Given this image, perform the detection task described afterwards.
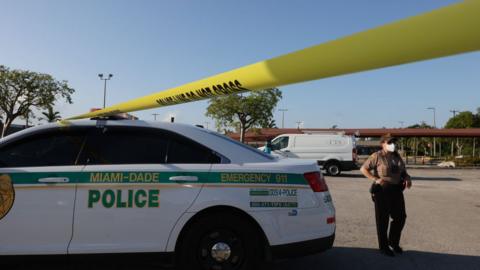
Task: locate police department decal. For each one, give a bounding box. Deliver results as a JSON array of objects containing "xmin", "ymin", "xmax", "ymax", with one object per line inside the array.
[
  {"xmin": 249, "ymin": 188, "xmax": 298, "ymax": 208},
  {"xmin": 0, "ymin": 174, "xmax": 15, "ymax": 221}
]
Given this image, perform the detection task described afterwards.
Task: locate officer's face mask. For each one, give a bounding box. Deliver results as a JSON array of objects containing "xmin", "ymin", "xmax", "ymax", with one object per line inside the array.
[{"xmin": 386, "ymin": 142, "xmax": 396, "ymax": 152}]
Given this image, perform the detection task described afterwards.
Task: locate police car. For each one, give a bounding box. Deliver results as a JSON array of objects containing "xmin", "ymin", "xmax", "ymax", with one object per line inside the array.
[{"xmin": 0, "ymin": 120, "xmax": 335, "ymax": 269}]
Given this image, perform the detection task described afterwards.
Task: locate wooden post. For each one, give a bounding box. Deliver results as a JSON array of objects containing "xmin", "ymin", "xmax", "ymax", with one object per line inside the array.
[
  {"xmin": 451, "ymin": 139, "xmax": 454, "ymax": 157},
  {"xmin": 439, "ymin": 139, "xmax": 442, "ymax": 159},
  {"xmin": 405, "ymin": 138, "xmax": 408, "ymax": 165},
  {"xmin": 473, "ymin": 137, "xmax": 476, "ymax": 157},
  {"xmin": 414, "ymin": 137, "xmax": 417, "ymax": 164}
]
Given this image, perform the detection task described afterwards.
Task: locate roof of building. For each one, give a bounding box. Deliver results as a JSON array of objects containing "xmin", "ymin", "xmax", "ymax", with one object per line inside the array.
[{"xmin": 228, "ymin": 128, "xmax": 480, "ymax": 142}]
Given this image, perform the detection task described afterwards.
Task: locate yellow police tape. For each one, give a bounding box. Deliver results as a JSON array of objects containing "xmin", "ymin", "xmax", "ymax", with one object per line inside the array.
[{"xmin": 68, "ymin": 0, "xmax": 480, "ymax": 120}]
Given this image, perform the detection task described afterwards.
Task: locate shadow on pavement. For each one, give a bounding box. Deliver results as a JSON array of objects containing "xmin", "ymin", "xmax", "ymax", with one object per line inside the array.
[
  {"xmin": 330, "ymin": 173, "xmax": 462, "ymax": 181},
  {"xmin": 330, "ymin": 173, "xmax": 365, "ymax": 178},
  {"xmin": 411, "ymin": 176, "xmax": 461, "ymax": 181},
  {"xmin": 0, "ymin": 256, "xmax": 173, "ymax": 270},
  {"xmin": 269, "ymin": 247, "xmax": 480, "ymax": 270},
  {"xmin": 2, "ymin": 247, "xmax": 479, "ymax": 270}
]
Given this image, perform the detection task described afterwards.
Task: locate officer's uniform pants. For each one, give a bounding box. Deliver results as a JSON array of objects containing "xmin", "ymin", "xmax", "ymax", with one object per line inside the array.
[{"xmin": 373, "ymin": 183, "xmax": 406, "ymax": 249}]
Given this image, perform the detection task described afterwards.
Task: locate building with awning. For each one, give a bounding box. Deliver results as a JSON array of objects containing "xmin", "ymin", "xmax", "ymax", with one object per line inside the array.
[
  {"xmin": 228, "ymin": 128, "xmax": 480, "ymax": 162},
  {"xmin": 228, "ymin": 128, "xmax": 480, "ymax": 142}
]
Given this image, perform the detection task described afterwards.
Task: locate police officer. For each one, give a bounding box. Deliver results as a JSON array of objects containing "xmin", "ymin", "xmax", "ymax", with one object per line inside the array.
[
  {"xmin": 360, "ymin": 134, "xmax": 412, "ymax": 257},
  {"xmin": 263, "ymin": 140, "xmax": 272, "ymax": 154}
]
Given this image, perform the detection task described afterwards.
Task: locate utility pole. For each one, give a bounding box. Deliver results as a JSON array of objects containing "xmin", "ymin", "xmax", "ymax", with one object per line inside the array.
[
  {"xmin": 296, "ymin": 121, "xmax": 303, "ymax": 129},
  {"xmin": 427, "ymin": 107, "xmax": 436, "ymax": 157},
  {"xmin": 450, "ymin": 109, "xmax": 459, "ymax": 117},
  {"xmin": 152, "ymin": 113, "xmax": 160, "ymax": 121},
  {"xmin": 279, "ymin": 109, "xmax": 288, "ymax": 128},
  {"xmin": 98, "ymin": 73, "xmax": 113, "ymax": 108}
]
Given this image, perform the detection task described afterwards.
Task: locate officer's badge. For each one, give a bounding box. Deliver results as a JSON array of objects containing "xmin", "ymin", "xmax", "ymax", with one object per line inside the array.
[{"xmin": 0, "ymin": 174, "xmax": 15, "ymax": 221}]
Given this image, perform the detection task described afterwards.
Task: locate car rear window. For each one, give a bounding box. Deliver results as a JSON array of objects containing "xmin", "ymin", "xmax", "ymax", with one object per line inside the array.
[{"xmin": 0, "ymin": 129, "xmax": 86, "ymax": 167}]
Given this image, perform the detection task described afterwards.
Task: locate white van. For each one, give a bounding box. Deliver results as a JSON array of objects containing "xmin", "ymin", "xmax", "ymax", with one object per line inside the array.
[{"xmin": 267, "ymin": 133, "xmax": 358, "ymax": 176}]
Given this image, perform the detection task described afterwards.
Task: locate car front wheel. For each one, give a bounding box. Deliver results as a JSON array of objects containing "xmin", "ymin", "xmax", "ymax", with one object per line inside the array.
[{"xmin": 176, "ymin": 212, "xmax": 261, "ymax": 270}]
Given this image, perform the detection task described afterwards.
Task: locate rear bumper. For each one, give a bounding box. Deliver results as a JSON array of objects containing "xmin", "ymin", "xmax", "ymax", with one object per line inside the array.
[{"xmin": 270, "ymin": 233, "xmax": 335, "ymax": 259}]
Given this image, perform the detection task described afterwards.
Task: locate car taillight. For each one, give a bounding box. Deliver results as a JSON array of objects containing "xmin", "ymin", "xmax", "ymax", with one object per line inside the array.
[
  {"xmin": 304, "ymin": 171, "xmax": 328, "ymax": 192},
  {"xmin": 327, "ymin": 216, "xmax": 336, "ymax": 224}
]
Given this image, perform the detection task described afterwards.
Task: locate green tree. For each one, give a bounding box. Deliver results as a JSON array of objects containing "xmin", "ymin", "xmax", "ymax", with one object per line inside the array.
[
  {"xmin": 206, "ymin": 88, "xmax": 282, "ymax": 142},
  {"xmin": 444, "ymin": 110, "xmax": 480, "ymax": 156},
  {"xmin": 266, "ymin": 119, "xmax": 277, "ymax": 128},
  {"xmin": 408, "ymin": 121, "xmax": 433, "ymax": 129},
  {"xmin": 41, "ymin": 106, "xmax": 62, "ymax": 123},
  {"xmin": 0, "ymin": 65, "xmax": 74, "ymax": 137},
  {"xmin": 445, "ymin": 111, "xmax": 478, "ymax": 128}
]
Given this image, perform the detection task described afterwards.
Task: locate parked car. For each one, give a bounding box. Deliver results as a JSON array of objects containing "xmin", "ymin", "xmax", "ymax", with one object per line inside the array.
[
  {"xmin": 0, "ymin": 120, "xmax": 335, "ymax": 270},
  {"xmin": 262, "ymin": 133, "xmax": 358, "ymax": 176}
]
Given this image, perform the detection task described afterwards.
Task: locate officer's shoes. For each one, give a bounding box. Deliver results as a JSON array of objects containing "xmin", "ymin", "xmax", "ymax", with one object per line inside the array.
[
  {"xmin": 379, "ymin": 248, "xmax": 395, "ymax": 257},
  {"xmin": 390, "ymin": 245, "xmax": 404, "ymax": 254}
]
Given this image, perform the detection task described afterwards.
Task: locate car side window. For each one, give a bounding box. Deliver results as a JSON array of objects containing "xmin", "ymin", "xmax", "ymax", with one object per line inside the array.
[
  {"xmin": 0, "ymin": 129, "xmax": 86, "ymax": 168},
  {"xmin": 80, "ymin": 127, "xmax": 169, "ymax": 165},
  {"xmin": 166, "ymin": 134, "xmax": 221, "ymax": 164}
]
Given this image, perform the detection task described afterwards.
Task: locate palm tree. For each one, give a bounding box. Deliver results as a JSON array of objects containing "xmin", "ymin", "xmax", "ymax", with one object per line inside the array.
[{"xmin": 41, "ymin": 107, "xmax": 61, "ymax": 123}]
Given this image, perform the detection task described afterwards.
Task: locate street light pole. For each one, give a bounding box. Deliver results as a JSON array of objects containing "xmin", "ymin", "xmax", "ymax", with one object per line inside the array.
[
  {"xmin": 98, "ymin": 73, "xmax": 113, "ymax": 108},
  {"xmin": 279, "ymin": 109, "xmax": 288, "ymax": 128},
  {"xmin": 427, "ymin": 107, "xmax": 436, "ymax": 157}
]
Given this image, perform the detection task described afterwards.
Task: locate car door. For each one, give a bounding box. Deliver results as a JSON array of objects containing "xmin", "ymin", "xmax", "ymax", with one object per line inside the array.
[
  {"xmin": 0, "ymin": 127, "xmax": 87, "ymax": 255},
  {"xmin": 69, "ymin": 125, "xmax": 219, "ymax": 254}
]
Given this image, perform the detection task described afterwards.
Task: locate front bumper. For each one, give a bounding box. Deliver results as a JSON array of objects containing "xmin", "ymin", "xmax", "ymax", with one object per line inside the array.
[{"xmin": 270, "ymin": 233, "xmax": 335, "ymax": 259}]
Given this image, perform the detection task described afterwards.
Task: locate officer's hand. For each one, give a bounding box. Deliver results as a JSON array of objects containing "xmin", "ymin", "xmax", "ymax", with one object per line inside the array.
[
  {"xmin": 405, "ymin": 179, "xmax": 412, "ymax": 189},
  {"xmin": 375, "ymin": 179, "xmax": 385, "ymax": 186}
]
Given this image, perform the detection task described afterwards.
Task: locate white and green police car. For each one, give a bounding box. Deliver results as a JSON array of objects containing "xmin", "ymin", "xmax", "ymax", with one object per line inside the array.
[{"xmin": 0, "ymin": 120, "xmax": 335, "ymax": 269}]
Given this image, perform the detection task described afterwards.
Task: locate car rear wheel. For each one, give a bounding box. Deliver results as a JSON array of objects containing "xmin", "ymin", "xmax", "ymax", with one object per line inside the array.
[
  {"xmin": 176, "ymin": 213, "xmax": 261, "ymax": 270},
  {"xmin": 325, "ymin": 162, "xmax": 341, "ymax": 176}
]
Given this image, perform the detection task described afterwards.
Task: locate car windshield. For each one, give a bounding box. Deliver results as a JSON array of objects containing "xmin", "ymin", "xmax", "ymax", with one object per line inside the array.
[{"xmin": 271, "ymin": 136, "xmax": 289, "ymax": 150}]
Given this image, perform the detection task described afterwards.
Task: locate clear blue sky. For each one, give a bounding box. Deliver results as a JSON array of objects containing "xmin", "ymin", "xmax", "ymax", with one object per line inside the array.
[{"xmin": 1, "ymin": 0, "xmax": 478, "ymax": 129}]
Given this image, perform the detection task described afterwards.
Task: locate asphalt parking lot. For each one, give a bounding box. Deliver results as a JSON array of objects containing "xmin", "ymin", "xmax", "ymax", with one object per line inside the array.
[
  {"xmin": 271, "ymin": 168, "xmax": 480, "ymax": 270},
  {"xmin": 4, "ymin": 169, "xmax": 480, "ymax": 270}
]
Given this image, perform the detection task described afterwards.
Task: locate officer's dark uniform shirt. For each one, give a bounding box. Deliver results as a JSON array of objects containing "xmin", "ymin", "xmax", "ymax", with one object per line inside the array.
[{"xmin": 362, "ymin": 151, "xmax": 408, "ymax": 185}]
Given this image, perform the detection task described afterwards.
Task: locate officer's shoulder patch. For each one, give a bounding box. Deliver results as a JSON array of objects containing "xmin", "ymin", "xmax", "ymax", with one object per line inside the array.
[{"xmin": 0, "ymin": 174, "xmax": 15, "ymax": 221}]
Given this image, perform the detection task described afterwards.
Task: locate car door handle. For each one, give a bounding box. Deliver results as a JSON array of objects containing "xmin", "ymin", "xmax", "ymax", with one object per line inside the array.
[
  {"xmin": 169, "ymin": 176, "xmax": 198, "ymax": 181},
  {"xmin": 38, "ymin": 177, "xmax": 70, "ymax": 183}
]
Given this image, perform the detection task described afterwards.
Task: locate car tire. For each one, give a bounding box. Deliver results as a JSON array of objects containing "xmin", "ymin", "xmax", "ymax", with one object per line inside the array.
[
  {"xmin": 325, "ymin": 162, "xmax": 341, "ymax": 176},
  {"xmin": 176, "ymin": 212, "xmax": 261, "ymax": 270}
]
